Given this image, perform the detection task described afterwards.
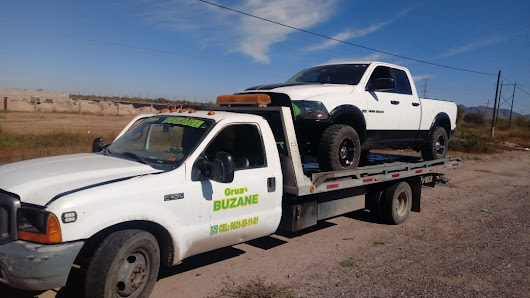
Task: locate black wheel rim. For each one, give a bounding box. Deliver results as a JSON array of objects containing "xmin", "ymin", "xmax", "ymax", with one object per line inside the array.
[
  {"xmin": 435, "ymin": 135, "xmax": 446, "ymax": 157},
  {"xmin": 338, "ymin": 138, "xmax": 356, "ymax": 168},
  {"xmin": 116, "ymin": 249, "xmax": 150, "ymax": 297}
]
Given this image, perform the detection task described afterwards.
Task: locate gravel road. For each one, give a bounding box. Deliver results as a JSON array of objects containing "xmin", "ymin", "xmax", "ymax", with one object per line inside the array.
[{"xmin": 2, "ymin": 150, "xmax": 529, "ymax": 297}]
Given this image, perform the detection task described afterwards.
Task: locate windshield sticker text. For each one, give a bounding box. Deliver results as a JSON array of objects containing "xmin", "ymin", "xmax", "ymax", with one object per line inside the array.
[
  {"xmin": 145, "ymin": 117, "xmax": 160, "ymax": 123},
  {"xmin": 162, "ymin": 117, "xmax": 204, "ymax": 128},
  {"xmin": 210, "ymin": 216, "xmax": 259, "ymax": 235}
]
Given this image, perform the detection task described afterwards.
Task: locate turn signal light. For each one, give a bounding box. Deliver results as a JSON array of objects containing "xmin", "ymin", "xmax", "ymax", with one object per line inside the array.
[
  {"xmin": 217, "ymin": 94, "xmax": 271, "ymax": 105},
  {"xmin": 18, "ymin": 213, "xmax": 62, "ymax": 244}
]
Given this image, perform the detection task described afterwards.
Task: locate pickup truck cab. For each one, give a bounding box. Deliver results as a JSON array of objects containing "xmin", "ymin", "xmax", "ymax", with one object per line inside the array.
[
  {"xmin": 0, "ymin": 102, "xmax": 462, "ymax": 297},
  {"xmin": 238, "ymin": 62, "xmax": 457, "ymax": 171}
]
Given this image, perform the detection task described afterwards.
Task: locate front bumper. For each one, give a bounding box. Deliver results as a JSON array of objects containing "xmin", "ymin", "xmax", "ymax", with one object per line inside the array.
[{"xmin": 0, "ymin": 240, "xmax": 84, "ymax": 291}]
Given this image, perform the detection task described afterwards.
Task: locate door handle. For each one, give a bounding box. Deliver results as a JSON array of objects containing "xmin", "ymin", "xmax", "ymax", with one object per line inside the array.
[
  {"xmin": 412, "ymin": 102, "xmax": 420, "ymax": 107},
  {"xmin": 391, "ymin": 100, "xmax": 400, "ymax": 105},
  {"xmin": 267, "ymin": 177, "xmax": 276, "ymax": 192}
]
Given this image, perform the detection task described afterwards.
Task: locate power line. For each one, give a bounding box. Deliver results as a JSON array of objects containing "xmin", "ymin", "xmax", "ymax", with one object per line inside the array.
[
  {"xmin": 197, "ymin": 0, "xmax": 496, "ymax": 76},
  {"xmin": 502, "ymin": 75, "xmax": 530, "ymax": 96}
]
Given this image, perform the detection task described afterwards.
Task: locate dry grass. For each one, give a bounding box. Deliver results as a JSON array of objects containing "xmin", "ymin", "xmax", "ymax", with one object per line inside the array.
[
  {"xmin": 0, "ymin": 127, "xmax": 118, "ymax": 165},
  {"xmin": 0, "ymin": 112, "xmax": 132, "ymax": 165},
  {"xmin": 450, "ymin": 118, "xmax": 530, "ymax": 153}
]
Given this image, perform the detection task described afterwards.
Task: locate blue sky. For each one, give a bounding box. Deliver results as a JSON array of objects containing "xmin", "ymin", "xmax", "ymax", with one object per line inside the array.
[{"xmin": 1, "ymin": 0, "xmax": 529, "ymax": 113}]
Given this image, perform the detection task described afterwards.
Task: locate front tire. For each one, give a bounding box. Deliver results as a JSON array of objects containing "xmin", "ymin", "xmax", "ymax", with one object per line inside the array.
[
  {"xmin": 85, "ymin": 229, "xmax": 160, "ymax": 298},
  {"xmin": 318, "ymin": 124, "xmax": 361, "ymax": 171},
  {"xmin": 421, "ymin": 126, "xmax": 448, "ymax": 160}
]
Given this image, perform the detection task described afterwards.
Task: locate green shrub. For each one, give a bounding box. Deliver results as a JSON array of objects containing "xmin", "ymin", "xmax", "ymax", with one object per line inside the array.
[
  {"xmin": 463, "ymin": 112, "xmax": 485, "ymax": 125},
  {"xmin": 450, "ymin": 131, "xmax": 496, "ymax": 153}
]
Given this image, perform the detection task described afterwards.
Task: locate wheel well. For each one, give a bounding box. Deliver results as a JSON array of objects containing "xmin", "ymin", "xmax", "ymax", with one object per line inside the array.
[
  {"xmin": 331, "ymin": 108, "xmax": 367, "ymax": 143},
  {"xmin": 76, "ymin": 221, "xmax": 175, "ymax": 268},
  {"xmin": 433, "ymin": 114, "xmax": 451, "ymax": 137}
]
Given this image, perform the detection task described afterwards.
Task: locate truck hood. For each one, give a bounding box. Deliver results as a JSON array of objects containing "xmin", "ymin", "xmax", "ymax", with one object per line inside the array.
[
  {"xmin": 242, "ymin": 83, "xmax": 354, "ymax": 100},
  {"xmin": 0, "ymin": 153, "xmax": 161, "ymax": 206}
]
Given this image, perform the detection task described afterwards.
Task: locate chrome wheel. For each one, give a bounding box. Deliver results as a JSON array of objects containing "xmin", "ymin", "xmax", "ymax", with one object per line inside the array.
[
  {"xmin": 435, "ymin": 135, "xmax": 446, "ymax": 157},
  {"xmin": 338, "ymin": 138, "xmax": 355, "ymax": 168}
]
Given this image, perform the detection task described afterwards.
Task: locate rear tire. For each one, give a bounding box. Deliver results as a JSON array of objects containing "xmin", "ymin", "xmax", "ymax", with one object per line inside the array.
[
  {"xmin": 382, "ymin": 182, "xmax": 412, "ymax": 225},
  {"xmin": 318, "ymin": 124, "xmax": 361, "ymax": 171},
  {"xmin": 85, "ymin": 229, "xmax": 160, "ymax": 298},
  {"xmin": 421, "ymin": 126, "xmax": 448, "ymax": 160}
]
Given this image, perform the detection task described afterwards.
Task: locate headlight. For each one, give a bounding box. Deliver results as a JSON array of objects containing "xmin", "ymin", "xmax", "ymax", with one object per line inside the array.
[
  {"xmin": 17, "ymin": 207, "xmax": 62, "ymax": 244},
  {"xmin": 292, "ymin": 101, "xmax": 329, "ymax": 120}
]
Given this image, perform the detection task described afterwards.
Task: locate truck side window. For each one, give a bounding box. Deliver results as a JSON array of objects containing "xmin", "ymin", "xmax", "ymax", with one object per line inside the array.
[
  {"xmin": 391, "ymin": 68, "xmax": 413, "ymax": 95},
  {"xmin": 368, "ymin": 66, "xmax": 395, "ymax": 92},
  {"xmin": 204, "ymin": 124, "xmax": 266, "ymax": 170}
]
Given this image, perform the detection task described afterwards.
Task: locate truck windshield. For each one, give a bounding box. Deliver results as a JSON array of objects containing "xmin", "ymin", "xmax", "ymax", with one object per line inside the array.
[
  {"xmin": 286, "ymin": 64, "xmax": 369, "ymax": 85},
  {"xmin": 106, "ymin": 115, "xmax": 214, "ymax": 171}
]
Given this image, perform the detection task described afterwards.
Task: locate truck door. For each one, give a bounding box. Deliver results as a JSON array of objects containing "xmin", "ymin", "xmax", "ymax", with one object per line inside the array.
[
  {"xmin": 364, "ymin": 66, "xmax": 401, "ymax": 142},
  {"xmin": 187, "ymin": 123, "xmax": 276, "ymax": 255},
  {"xmin": 390, "ymin": 68, "xmax": 421, "ymax": 135}
]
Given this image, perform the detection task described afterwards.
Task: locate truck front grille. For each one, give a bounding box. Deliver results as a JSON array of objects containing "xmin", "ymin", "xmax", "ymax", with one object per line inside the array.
[{"xmin": 0, "ymin": 191, "xmax": 20, "ymax": 245}]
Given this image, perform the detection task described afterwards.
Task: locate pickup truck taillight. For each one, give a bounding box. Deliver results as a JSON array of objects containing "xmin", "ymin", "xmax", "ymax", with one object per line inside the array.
[{"xmin": 17, "ymin": 208, "xmax": 62, "ymax": 244}]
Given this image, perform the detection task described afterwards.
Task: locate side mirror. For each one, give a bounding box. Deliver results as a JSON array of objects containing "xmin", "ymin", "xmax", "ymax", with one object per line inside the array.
[
  {"xmin": 209, "ymin": 152, "xmax": 235, "ymax": 183},
  {"xmin": 367, "ymin": 78, "xmax": 395, "ymax": 91},
  {"xmin": 92, "ymin": 137, "xmax": 104, "ymax": 153}
]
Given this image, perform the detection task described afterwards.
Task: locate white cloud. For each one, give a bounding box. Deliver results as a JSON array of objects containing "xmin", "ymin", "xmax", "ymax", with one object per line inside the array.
[
  {"xmin": 238, "ymin": 0, "xmax": 337, "ymax": 63},
  {"xmin": 142, "ymin": 0, "xmax": 338, "ymax": 63},
  {"xmin": 439, "ymin": 35, "xmax": 506, "ymax": 58},
  {"xmin": 306, "ymin": 8, "xmax": 412, "ymax": 51}
]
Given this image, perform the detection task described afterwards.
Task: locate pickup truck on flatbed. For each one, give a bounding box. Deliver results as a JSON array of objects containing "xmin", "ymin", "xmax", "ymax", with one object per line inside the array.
[
  {"xmin": 236, "ymin": 61, "xmax": 457, "ymax": 171},
  {"xmin": 0, "ymin": 95, "xmax": 462, "ymax": 297}
]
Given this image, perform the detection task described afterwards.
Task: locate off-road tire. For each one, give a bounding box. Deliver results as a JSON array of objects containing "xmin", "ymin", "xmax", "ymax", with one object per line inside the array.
[
  {"xmin": 85, "ymin": 229, "xmax": 160, "ymax": 298},
  {"xmin": 318, "ymin": 124, "xmax": 361, "ymax": 171},
  {"xmin": 382, "ymin": 181, "xmax": 412, "ymax": 225},
  {"xmin": 421, "ymin": 126, "xmax": 448, "ymax": 161}
]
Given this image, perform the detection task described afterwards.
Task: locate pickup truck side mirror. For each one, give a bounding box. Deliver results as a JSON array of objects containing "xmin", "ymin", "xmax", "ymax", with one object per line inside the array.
[
  {"xmin": 367, "ymin": 78, "xmax": 395, "ymax": 91},
  {"xmin": 92, "ymin": 137, "xmax": 104, "ymax": 153},
  {"xmin": 197, "ymin": 152, "xmax": 235, "ymax": 183}
]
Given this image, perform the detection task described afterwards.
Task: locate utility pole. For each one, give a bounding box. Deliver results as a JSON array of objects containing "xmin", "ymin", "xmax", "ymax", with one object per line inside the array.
[
  {"xmin": 508, "ymin": 82, "xmax": 516, "ymax": 128},
  {"xmin": 491, "ymin": 70, "xmax": 501, "ymax": 138},
  {"xmin": 495, "ymin": 81, "xmax": 503, "ymax": 126},
  {"xmin": 485, "ymin": 100, "xmax": 490, "ymax": 117},
  {"xmin": 422, "ymin": 78, "xmax": 430, "ymax": 98}
]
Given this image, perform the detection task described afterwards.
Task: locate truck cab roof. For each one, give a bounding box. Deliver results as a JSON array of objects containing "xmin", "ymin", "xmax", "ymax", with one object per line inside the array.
[{"xmin": 156, "ymin": 110, "xmax": 264, "ymax": 124}]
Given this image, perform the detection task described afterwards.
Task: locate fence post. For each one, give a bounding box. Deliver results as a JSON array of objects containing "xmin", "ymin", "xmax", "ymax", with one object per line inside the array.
[{"xmin": 3, "ymin": 97, "xmax": 6, "ymax": 110}]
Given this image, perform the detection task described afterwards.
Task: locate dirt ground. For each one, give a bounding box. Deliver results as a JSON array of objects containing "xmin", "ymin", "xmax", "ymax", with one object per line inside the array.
[
  {"xmin": 0, "ymin": 150, "xmax": 526, "ymax": 297},
  {"xmin": 0, "ymin": 112, "xmax": 528, "ymax": 297}
]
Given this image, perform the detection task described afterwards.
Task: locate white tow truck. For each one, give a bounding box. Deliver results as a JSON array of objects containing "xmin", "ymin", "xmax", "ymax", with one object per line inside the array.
[{"xmin": 0, "ymin": 94, "xmax": 462, "ymax": 297}]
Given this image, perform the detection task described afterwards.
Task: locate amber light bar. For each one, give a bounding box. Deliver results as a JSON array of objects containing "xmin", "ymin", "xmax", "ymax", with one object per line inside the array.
[{"xmin": 217, "ymin": 94, "xmax": 271, "ymax": 105}]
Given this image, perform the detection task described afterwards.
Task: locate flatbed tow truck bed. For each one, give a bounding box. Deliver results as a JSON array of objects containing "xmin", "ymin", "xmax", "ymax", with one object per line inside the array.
[{"xmin": 212, "ymin": 105, "xmax": 462, "ymax": 231}]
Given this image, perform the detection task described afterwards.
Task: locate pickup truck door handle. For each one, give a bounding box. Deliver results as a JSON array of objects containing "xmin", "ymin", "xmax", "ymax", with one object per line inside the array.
[
  {"xmin": 412, "ymin": 102, "xmax": 420, "ymax": 107},
  {"xmin": 391, "ymin": 100, "xmax": 400, "ymax": 105},
  {"xmin": 267, "ymin": 177, "xmax": 276, "ymax": 192}
]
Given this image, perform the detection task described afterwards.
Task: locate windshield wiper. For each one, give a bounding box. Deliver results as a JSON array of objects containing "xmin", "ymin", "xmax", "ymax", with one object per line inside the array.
[{"xmin": 121, "ymin": 152, "xmax": 149, "ymax": 165}]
